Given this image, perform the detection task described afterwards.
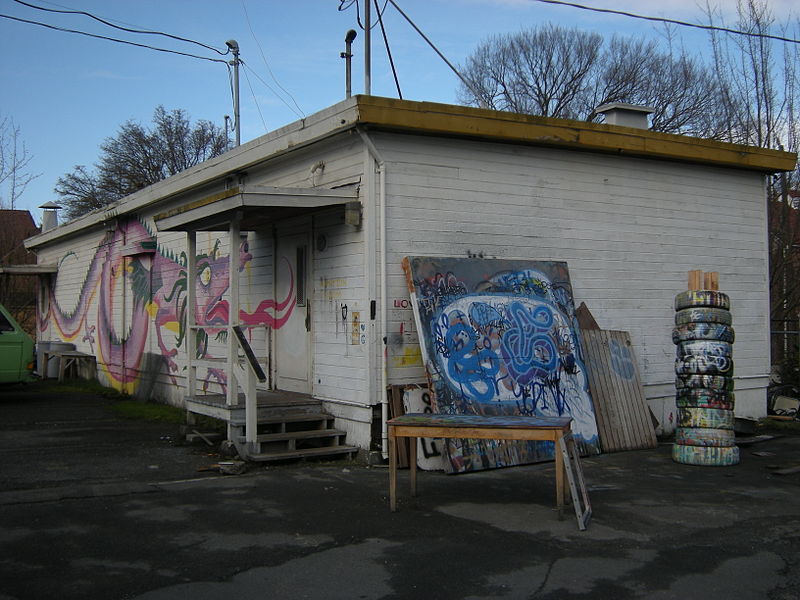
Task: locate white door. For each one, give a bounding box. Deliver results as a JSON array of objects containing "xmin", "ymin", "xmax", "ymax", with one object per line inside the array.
[{"xmin": 274, "ymin": 232, "xmax": 311, "ymax": 393}]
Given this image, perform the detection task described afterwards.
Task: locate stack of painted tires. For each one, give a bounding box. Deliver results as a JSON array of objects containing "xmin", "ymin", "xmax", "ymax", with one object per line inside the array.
[{"xmin": 672, "ymin": 290, "xmax": 740, "ymax": 466}]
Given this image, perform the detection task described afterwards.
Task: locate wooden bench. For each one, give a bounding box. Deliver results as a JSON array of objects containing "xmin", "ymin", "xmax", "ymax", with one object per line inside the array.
[
  {"xmin": 42, "ymin": 350, "xmax": 97, "ymax": 382},
  {"xmin": 388, "ymin": 413, "xmax": 591, "ymax": 530}
]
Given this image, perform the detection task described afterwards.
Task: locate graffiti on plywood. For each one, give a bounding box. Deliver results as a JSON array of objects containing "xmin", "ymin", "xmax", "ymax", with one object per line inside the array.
[
  {"xmin": 42, "ymin": 218, "xmax": 294, "ymax": 394},
  {"xmin": 402, "ymin": 256, "xmax": 600, "ymax": 473}
]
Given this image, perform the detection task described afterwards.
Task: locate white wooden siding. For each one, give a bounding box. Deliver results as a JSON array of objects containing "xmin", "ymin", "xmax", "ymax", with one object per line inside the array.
[{"xmin": 376, "ymin": 132, "xmax": 770, "ymax": 430}]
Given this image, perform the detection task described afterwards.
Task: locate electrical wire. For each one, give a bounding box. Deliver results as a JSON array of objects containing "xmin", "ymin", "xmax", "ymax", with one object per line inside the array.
[
  {"xmin": 12, "ymin": 0, "xmax": 230, "ymax": 55},
  {"xmin": 339, "ymin": 0, "xmax": 390, "ymax": 32},
  {"xmin": 240, "ymin": 0, "xmax": 305, "ymax": 117},
  {"xmin": 0, "ymin": 13, "xmax": 230, "ymax": 63},
  {"xmin": 241, "ymin": 64, "xmax": 269, "ymax": 134},
  {"xmin": 385, "ymin": 0, "xmax": 485, "ymax": 103},
  {"xmin": 240, "ymin": 61, "xmax": 306, "ymax": 120},
  {"xmin": 532, "ymin": 0, "xmax": 800, "ymax": 45},
  {"xmin": 375, "ymin": 0, "xmax": 402, "ymax": 99}
]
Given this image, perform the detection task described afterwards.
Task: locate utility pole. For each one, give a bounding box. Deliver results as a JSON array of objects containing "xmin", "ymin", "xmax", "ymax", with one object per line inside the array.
[
  {"xmin": 364, "ymin": 0, "xmax": 371, "ymax": 95},
  {"xmin": 226, "ymin": 39, "xmax": 241, "ymax": 146}
]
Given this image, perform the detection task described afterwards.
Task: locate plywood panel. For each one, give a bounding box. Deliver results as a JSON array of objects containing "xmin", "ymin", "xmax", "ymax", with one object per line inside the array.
[
  {"xmin": 580, "ymin": 329, "xmax": 657, "ymax": 452},
  {"xmin": 402, "ymin": 255, "xmax": 601, "ymax": 473}
]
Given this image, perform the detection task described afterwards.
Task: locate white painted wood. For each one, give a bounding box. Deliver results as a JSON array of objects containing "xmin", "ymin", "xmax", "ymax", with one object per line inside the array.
[{"xmin": 375, "ymin": 133, "xmax": 771, "ymax": 427}]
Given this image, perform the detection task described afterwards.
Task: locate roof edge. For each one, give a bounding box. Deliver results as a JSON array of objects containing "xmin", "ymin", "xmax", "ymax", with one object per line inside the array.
[{"xmin": 352, "ymin": 96, "xmax": 797, "ymax": 174}]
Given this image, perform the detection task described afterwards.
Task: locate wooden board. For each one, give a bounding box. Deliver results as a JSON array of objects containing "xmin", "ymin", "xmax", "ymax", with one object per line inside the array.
[
  {"xmin": 389, "ymin": 385, "xmax": 409, "ymax": 468},
  {"xmin": 401, "ymin": 256, "xmax": 601, "ymax": 473},
  {"xmin": 580, "ymin": 329, "xmax": 657, "ymax": 452}
]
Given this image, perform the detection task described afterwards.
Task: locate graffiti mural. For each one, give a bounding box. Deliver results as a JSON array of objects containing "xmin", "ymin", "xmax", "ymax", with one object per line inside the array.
[
  {"xmin": 42, "ymin": 218, "xmax": 294, "ymax": 394},
  {"xmin": 402, "ymin": 256, "xmax": 600, "ymax": 473}
]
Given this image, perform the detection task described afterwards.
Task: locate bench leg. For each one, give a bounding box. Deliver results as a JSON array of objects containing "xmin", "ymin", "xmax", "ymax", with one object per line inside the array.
[
  {"xmin": 409, "ymin": 436, "xmax": 417, "ymax": 497},
  {"xmin": 389, "ymin": 432, "xmax": 398, "ymax": 512},
  {"xmin": 555, "ymin": 433, "xmax": 566, "ymax": 519}
]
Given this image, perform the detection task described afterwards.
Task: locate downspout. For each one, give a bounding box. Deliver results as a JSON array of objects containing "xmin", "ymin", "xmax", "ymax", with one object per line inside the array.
[{"xmin": 357, "ymin": 127, "xmax": 389, "ymax": 458}]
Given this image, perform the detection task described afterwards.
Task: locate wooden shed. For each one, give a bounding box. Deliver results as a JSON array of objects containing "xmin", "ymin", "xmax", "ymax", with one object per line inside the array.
[{"xmin": 25, "ymin": 96, "xmax": 796, "ymax": 460}]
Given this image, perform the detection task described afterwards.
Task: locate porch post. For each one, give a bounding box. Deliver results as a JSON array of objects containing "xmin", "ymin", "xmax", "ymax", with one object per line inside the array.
[
  {"xmin": 226, "ymin": 216, "xmax": 241, "ymax": 407},
  {"xmin": 186, "ymin": 231, "xmax": 197, "ymax": 397}
]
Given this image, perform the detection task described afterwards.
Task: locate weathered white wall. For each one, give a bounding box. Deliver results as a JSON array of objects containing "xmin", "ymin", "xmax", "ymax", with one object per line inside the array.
[
  {"xmin": 376, "ymin": 132, "xmax": 770, "ymax": 433},
  {"xmin": 37, "ymin": 132, "xmax": 374, "ymax": 446}
]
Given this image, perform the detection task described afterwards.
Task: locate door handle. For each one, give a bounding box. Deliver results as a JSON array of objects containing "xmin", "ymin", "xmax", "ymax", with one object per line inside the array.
[{"xmin": 305, "ymin": 299, "xmax": 311, "ymax": 332}]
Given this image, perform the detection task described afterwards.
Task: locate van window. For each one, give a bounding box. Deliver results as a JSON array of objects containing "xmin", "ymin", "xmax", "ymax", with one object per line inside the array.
[{"xmin": 0, "ymin": 311, "xmax": 14, "ymax": 332}]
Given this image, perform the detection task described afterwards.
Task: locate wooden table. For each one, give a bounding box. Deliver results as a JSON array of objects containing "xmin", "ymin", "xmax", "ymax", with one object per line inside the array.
[
  {"xmin": 42, "ymin": 350, "xmax": 96, "ymax": 382},
  {"xmin": 388, "ymin": 413, "xmax": 574, "ymax": 517}
]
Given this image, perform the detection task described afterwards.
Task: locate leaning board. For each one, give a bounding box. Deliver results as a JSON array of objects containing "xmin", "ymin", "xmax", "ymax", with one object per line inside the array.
[
  {"xmin": 580, "ymin": 329, "xmax": 657, "ymax": 452},
  {"xmin": 402, "ymin": 256, "xmax": 601, "ymax": 473}
]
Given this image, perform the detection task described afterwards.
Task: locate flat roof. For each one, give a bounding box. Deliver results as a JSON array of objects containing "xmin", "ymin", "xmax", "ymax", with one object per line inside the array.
[
  {"xmin": 353, "ymin": 97, "xmax": 797, "ymax": 173},
  {"xmin": 26, "ymin": 96, "xmax": 796, "ymax": 249}
]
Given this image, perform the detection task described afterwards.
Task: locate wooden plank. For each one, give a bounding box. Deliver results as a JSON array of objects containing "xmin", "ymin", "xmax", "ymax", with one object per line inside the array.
[
  {"xmin": 613, "ymin": 331, "xmax": 655, "ymax": 448},
  {"xmin": 688, "ymin": 270, "xmax": 703, "ymax": 290},
  {"xmin": 389, "ymin": 385, "xmax": 409, "ymax": 468},
  {"xmin": 580, "ymin": 329, "xmax": 657, "ymax": 452},
  {"xmin": 581, "ymin": 329, "xmax": 618, "ymax": 452},
  {"xmin": 704, "ymin": 271, "xmax": 719, "ymax": 291},
  {"xmin": 576, "ymin": 302, "xmax": 601, "ymax": 331}
]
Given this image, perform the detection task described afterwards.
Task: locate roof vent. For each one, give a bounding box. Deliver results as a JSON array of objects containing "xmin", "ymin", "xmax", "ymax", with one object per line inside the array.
[
  {"xmin": 594, "ymin": 103, "xmax": 655, "ymax": 129},
  {"xmin": 39, "ymin": 201, "xmax": 62, "ymax": 232}
]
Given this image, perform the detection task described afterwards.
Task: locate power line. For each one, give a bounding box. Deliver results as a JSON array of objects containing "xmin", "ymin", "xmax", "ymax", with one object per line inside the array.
[
  {"xmin": 374, "ymin": 0, "xmax": 401, "ymax": 99},
  {"xmin": 241, "ymin": 64, "xmax": 269, "ymax": 134},
  {"xmin": 385, "ymin": 1, "xmax": 485, "ymax": 104},
  {"xmin": 240, "ymin": 61, "xmax": 305, "ymax": 120},
  {"xmin": 240, "ymin": 0, "xmax": 305, "ymax": 118},
  {"xmin": 532, "ymin": 0, "xmax": 800, "ymax": 45},
  {"xmin": 339, "ymin": 0, "xmax": 390, "ymax": 32},
  {"xmin": 12, "ymin": 0, "xmax": 230, "ymax": 55},
  {"xmin": 0, "ymin": 13, "xmax": 230, "ymax": 63}
]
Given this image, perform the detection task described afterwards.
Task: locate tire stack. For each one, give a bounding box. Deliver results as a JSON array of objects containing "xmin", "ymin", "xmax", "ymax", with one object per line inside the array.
[{"xmin": 672, "ymin": 290, "xmax": 740, "ymax": 466}]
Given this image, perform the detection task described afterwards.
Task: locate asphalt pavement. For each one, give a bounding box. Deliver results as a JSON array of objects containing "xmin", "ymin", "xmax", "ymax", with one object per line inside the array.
[{"xmin": 1, "ymin": 381, "xmax": 799, "ymax": 600}]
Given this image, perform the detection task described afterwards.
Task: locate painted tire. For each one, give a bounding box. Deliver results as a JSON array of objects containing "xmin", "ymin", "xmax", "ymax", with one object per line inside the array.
[
  {"xmin": 675, "ymin": 290, "xmax": 731, "ymax": 311},
  {"xmin": 672, "ymin": 323, "xmax": 735, "ymax": 344},
  {"xmin": 675, "ymin": 374, "xmax": 734, "ymax": 392},
  {"xmin": 677, "ymin": 407, "xmax": 735, "ymax": 430},
  {"xmin": 675, "ymin": 354, "xmax": 734, "ymax": 376},
  {"xmin": 672, "ymin": 443, "xmax": 740, "ymax": 466},
  {"xmin": 675, "ymin": 396, "xmax": 734, "ymax": 411},
  {"xmin": 675, "ymin": 427, "xmax": 736, "ymax": 447},
  {"xmin": 675, "ymin": 307, "xmax": 732, "ymax": 326},
  {"xmin": 676, "ymin": 340, "xmax": 732, "ymax": 359}
]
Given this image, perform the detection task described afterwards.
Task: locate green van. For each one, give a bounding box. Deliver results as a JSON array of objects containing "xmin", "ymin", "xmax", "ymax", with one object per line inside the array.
[{"xmin": 0, "ymin": 303, "xmax": 35, "ymax": 384}]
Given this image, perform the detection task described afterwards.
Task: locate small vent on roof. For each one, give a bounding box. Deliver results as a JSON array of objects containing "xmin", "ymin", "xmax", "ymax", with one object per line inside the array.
[
  {"xmin": 39, "ymin": 201, "xmax": 62, "ymax": 232},
  {"xmin": 594, "ymin": 103, "xmax": 655, "ymax": 129}
]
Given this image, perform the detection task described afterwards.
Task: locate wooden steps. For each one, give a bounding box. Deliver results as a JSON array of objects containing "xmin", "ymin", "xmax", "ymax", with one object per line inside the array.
[{"xmin": 187, "ymin": 392, "xmax": 358, "ymax": 463}]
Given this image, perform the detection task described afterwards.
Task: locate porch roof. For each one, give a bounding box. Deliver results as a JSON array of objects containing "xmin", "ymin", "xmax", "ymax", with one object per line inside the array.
[
  {"xmin": 153, "ymin": 185, "xmax": 358, "ymax": 232},
  {"xmin": 0, "ymin": 264, "xmax": 58, "ymax": 275}
]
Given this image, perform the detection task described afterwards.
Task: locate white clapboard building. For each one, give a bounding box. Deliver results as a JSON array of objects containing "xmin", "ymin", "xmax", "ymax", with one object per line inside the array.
[{"xmin": 25, "ymin": 97, "xmax": 795, "ymax": 460}]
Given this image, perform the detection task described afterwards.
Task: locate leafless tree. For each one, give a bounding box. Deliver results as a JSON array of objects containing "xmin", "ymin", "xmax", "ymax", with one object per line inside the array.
[
  {"xmin": 56, "ymin": 106, "xmax": 229, "ymax": 220},
  {"xmin": 704, "ymin": 0, "xmax": 800, "ymax": 381},
  {"xmin": 0, "ymin": 116, "xmax": 39, "ymax": 210},
  {"xmin": 457, "ymin": 25, "xmax": 725, "ymax": 137}
]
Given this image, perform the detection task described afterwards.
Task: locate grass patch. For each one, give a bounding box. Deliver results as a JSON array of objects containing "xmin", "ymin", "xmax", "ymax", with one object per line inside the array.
[{"xmin": 109, "ymin": 400, "xmax": 186, "ymax": 424}]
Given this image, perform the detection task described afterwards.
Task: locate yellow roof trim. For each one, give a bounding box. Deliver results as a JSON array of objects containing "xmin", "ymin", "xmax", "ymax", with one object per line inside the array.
[{"xmin": 353, "ymin": 96, "xmax": 796, "ymax": 173}]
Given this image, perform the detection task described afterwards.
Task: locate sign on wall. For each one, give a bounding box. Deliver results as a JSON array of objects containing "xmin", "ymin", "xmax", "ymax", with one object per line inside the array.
[{"xmin": 401, "ymin": 256, "xmax": 600, "ymax": 473}]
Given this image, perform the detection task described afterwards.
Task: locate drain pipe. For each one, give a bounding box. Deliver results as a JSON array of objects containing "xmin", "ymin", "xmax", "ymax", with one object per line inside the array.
[{"xmin": 358, "ymin": 128, "xmax": 389, "ymax": 458}]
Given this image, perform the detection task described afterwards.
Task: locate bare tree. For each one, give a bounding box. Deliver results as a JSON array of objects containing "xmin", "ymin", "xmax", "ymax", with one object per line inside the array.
[
  {"xmin": 56, "ymin": 106, "xmax": 229, "ymax": 220},
  {"xmin": 458, "ymin": 24, "xmax": 725, "ymax": 137},
  {"xmin": 704, "ymin": 0, "xmax": 800, "ymax": 382},
  {"xmin": 0, "ymin": 116, "xmax": 39, "ymax": 209}
]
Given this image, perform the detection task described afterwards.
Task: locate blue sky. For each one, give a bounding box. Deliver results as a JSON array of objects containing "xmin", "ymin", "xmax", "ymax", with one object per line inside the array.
[{"xmin": 1, "ymin": 0, "xmax": 796, "ymax": 220}]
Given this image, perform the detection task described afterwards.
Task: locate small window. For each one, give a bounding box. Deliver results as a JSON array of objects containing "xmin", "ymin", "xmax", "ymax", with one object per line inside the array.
[
  {"xmin": 0, "ymin": 311, "xmax": 13, "ymax": 333},
  {"xmin": 296, "ymin": 246, "xmax": 307, "ymax": 306}
]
